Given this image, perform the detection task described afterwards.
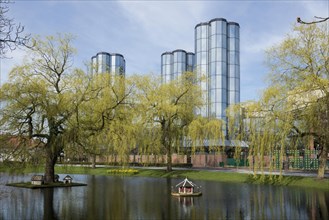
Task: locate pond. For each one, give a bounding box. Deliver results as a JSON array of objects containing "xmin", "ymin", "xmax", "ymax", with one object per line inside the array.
[{"xmin": 0, "ymin": 173, "xmax": 328, "ymax": 219}]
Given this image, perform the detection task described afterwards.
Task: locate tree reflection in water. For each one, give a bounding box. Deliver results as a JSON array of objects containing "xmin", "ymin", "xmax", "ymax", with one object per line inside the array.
[
  {"xmin": 43, "ymin": 188, "xmax": 58, "ymax": 220},
  {"xmin": 0, "ymin": 174, "xmax": 328, "ymax": 220}
]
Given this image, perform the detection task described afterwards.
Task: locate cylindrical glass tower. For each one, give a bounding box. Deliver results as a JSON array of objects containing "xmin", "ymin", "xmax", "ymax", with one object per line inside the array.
[
  {"xmin": 161, "ymin": 52, "xmax": 173, "ymax": 84},
  {"xmin": 161, "ymin": 50, "xmax": 194, "ymax": 84},
  {"xmin": 195, "ymin": 22, "xmax": 210, "ymax": 117},
  {"xmin": 227, "ymin": 22, "xmax": 240, "ymax": 106},
  {"xmin": 209, "ymin": 18, "xmax": 228, "ymax": 121},
  {"xmin": 186, "ymin": 52, "xmax": 195, "ymax": 72},
  {"xmin": 111, "ymin": 53, "xmax": 126, "ymax": 75},
  {"xmin": 91, "ymin": 55, "xmax": 98, "ymax": 75},
  {"xmin": 173, "ymin": 49, "xmax": 187, "ymax": 80},
  {"xmin": 91, "ymin": 52, "xmax": 125, "ymax": 76},
  {"xmin": 194, "ymin": 18, "xmax": 240, "ymax": 136}
]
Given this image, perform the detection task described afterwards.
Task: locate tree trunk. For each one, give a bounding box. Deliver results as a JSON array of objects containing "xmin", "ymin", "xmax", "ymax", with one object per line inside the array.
[
  {"xmin": 317, "ymin": 144, "xmax": 328, "ymax": 179},
  {"xmin": 44, "ymin": 135, "xmax": 62, "ymax": 183},
  {"xmin": 161, "ymin": 121, "xmax": 173, "ymax": 172},
  {"xmin": 166, "ymin": 148, "xmax": 172, "ymax": 172},
  {"xmin": 92, "ymin": 154, "xmax": 96, "ymax": 169},
  {"xmin": 44, "ymin": 149, "xmax": 57, "ymax": 183}
]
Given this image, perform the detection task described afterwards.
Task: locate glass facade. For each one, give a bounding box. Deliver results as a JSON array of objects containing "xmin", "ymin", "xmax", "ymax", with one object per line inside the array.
[
  {"xmin": 91, "ymin": 52, "xmax": 125, "ymax": 76},
  {"xmin": 161, "ymin": 52, "xmax": 172, "ymax": 84},
  {"xmin": 194, "ymin": 18, "xmax": 240, "ymax": 135},
  {"xmin": 227, "ymin": 22, "xmax": 240, "ymax": 106},
  {"xmin": 160, "ymin": 18, "xmax": 240, "ymax": 136},
  {"xmin": 195, "ymin": 22, "xmax": 209, "ymax": 117},
  {"xmin": 161, "ymin": 49, "xmax": 195, "ymax": 84}
]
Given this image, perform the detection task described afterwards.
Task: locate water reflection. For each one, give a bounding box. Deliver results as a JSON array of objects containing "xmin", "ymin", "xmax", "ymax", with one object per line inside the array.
[
  {"xmin": 43, "ymin": 188, "xmax": 58, "ymax": 220},
  {"xmin": 0, "ymin": 173, "xmax": 328, "ymax": 220}
]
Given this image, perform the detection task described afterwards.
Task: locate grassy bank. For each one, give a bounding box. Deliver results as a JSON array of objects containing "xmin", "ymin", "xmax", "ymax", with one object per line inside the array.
[
  {"xmin": 6, "ymin": 182, "xmax": 87, "ymax": 189},
  {"xmin": 1, "ymin": 164, "xmax": 328, "ymax": 191}
]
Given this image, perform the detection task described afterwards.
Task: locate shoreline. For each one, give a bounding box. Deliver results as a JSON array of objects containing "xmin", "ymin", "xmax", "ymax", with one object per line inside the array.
[{"xmin": 1, "ymin": 165, "xmax": 328, "ymax": 191}]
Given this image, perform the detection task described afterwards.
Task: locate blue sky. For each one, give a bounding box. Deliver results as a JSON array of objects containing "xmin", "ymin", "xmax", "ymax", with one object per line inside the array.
[{"xmin": 1, "ymin": 0, "xmax": 328, "ymax": 102}]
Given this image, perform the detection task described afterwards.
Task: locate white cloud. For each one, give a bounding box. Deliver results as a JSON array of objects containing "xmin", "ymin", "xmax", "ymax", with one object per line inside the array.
[
  {"xmin": 117, "ymin": 1, "xmax": 206, "ymax": 51},
  {"xmin": 2, "ymin": 0, "xmax": 327, "ymax": 101}
]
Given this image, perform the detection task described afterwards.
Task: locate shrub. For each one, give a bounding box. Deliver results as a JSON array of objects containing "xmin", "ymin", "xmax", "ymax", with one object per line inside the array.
[{"xmin": 107, "ymin": 169, "xmax": 139, "ymax": 175}]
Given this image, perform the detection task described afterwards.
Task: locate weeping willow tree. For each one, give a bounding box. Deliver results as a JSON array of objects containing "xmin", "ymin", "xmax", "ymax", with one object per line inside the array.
[
  {"xmin": 134, "ymin": 123, "xmax": 162, "ymax": 165},
  {"xmin": 135, "ymin": 72, "xmax": 202, "ymax": 171},
  {"xmin": 0, "ymin": 34, "xmax": 91, "ymax": 182},
  {"xmin": 265, "ymin": 23, "xmax": 328, "ymax": 179},
  {"xmin": 0, "ymin": 34, "xmax": 136, "ymax": 182},
  {"xmin": 188, "ymin": 117, "xmax": 225, "ymax": 154},
  {"xmin": 226, "ymin": 104, "xmax": 248, "ymax": 169},
  {"xmin": 234, "ymin": 23, "xmax": 328, "ymax": 179},
  {"xmin": 105, "ymin": 105, "xmax": 138, "ymax": 166},
  {"xmin": 236, "ymin": 91, "xmax": 296, "ymax": 178},
  {"xmin": 68, "ymin": 73, "xmax": 135, "ymax": 168}
]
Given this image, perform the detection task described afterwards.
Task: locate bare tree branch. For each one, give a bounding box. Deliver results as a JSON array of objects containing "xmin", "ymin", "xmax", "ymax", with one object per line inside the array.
[
  {"xmin": 297, "ymin": 16, "xmax": 329, "ymax": 24},
  {"xmin": 0, "ymin": 0, "xmax": 33, "ymax": 58}
]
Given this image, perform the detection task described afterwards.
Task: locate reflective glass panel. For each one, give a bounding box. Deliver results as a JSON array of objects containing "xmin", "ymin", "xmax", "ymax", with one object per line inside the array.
[
  {"xmin": 216, "ymin": 102, "xmax": 222, "ymax": 115},
  {"xmin": 210, "ymin": 49, "xmax": 216, "ymax": 62},
  {"xmin": 196, "ymin": 53, "xmax": 201, "ymax": 65},
  {"xmin": 235, "ymin": 92, "xmax": 240, "ymax": 102},
  {"xmin": 228, "ymin": 65, "xmax": 235, "ymax": 77},
  {"xmin": 216, "ymin": 75, "xmax": 222, "ymax": 88},
  {"xmin": 210, "ymin": 62, "xmax": 216, "ymax": 76},
  {"xmin": 216, "ymin": 35, "xmax": 227, "ymax": 48},
  {"xmin": 229, "ymin": 91, "xmax": 235, "ymax": 104},
  {"xmin": 201, "ymin": 52, "xmax": 207, "ymax": 65},
  {"xmin": 228, "ymin": 25, "xmax": 236, "ymax": 37},
  {"xmin": 217, "ymin": 21, "xmax": 227, "ymax": 35},
  {"xmin": 235, "ymin": 78, "xmax": 240, "ymax": 89},
  {"xmin": 229, "ymin": 38, "xmax": 236, "ymax": 51},
  {"xmin": 210, "ymin": 36, "xmax": 216, "ymax": 49},
  {"xmin": 196, "ymin": 27, "xmax": 201, "ymax": 39},
  {"xmin": 216, "ymin": 49, "xmax": 227, "ymax": 62},
  {"xmin": 229, "ymin": 77, "xmax": 236, "ymax": 90},
  {"xmin": 196, "ymin": 39, "xmax": 202, "ymax": 51},
  {"xmin": 201, "ymin": 25, "xmax": 208, "ymax": 38},
  {"xmin": 210, "ymin": 89, "xmax": 215, "ymax": 103},
  {"xmin": 210, "ymin": 75, "xmax": 216, "ymax": 88},
  {"xmin": 210, "ymin": 22, "xmax": 217, "ymax": 35},
  {"xmin": 201, "ymin": 39, "xmax": 208, "ymax": 51}
]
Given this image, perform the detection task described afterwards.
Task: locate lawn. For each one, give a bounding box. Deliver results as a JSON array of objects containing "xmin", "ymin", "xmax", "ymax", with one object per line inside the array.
[{"xmin": 1, "ymin": 164, "xmax": 328, "ymax": 191}]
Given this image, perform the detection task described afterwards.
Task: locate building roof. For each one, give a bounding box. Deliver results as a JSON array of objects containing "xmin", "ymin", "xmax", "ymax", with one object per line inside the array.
[
  {"xmin": 63, "ymin": 175, "xmax": 72, "ymax": 180},
  {"xmin": 195, "ymin": 18, "xmax": 239, "ymax": 29},
  {"xmin": 31, "ymin": 175, "xmax": 44, "ymax": 181},
  {"xmin": 195, "ymin": 22, "xmax": 210, "ymax": 29},
  {"xmin": 175, "ymin": 178, "xmax": 197, "ymax": 188},
  {"xmin": 209, "ymin": 18, "xmax": 227, "ymax": 23},
  {"xmin": 228, "ymin": 22, "xmax": 240, "ymax": 27},
  {"xmin": 161, "ymin": 51, "xmax": 173, "ymax": 56},
  {"xmin": 172, "ymin": 49, "xmax": 187, "ymax": 53},
  {"xmin": 187, "ymin": 139, "xmax": 248, "ymax": 148},
  {"xmin": 95, "ymin": 52, "xmax": 125, "ymax": 58}
]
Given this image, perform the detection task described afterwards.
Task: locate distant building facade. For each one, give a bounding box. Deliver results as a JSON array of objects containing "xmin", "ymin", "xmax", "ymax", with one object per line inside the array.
[
  {"xmin": 161, "ymin": 18, "xmax": 240, "ymax": 135},
  {"xmin": 161, "ymin": 49, "xmax": 195, "ymax": 84},
  {"xmin": 91, "ymin": 52, "xmax": 126, "ymax": 76},
  {"xmin": 195, "ymin": 18, "xmax": 240, "ymax": 121}
]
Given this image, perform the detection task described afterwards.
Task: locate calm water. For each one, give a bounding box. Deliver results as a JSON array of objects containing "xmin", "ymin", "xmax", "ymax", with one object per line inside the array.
[{"xmin": 0, "ymin": 173, "xmax": 328, "ymax": 220}]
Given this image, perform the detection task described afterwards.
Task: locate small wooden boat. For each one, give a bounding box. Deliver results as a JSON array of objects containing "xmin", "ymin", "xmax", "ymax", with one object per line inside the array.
[{"xmin": 171, "ymin": 177, "xmax": 202, "ymax": 197}]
